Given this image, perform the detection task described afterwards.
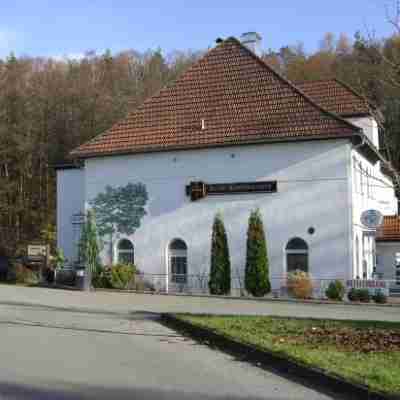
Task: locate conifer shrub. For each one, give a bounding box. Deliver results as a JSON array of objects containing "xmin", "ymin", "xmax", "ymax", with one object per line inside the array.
[
  {"xmin": 325, "ymin": 280, "xmax": 345, "ymax": 301},
  {"xmin": 244, "ymin": 209, "xmax": 271, "ymax": 297},
  {"xmin": 209, "ymin": 213, "xmax": 231, "ymax": 295}
]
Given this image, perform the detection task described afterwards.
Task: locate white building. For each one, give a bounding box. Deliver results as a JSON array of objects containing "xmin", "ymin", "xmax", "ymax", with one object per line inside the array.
[
  {"xmin": 376, "ymin": 216, "xmax": 400, "ymax": 294},
  {"xmin": 56, "ymin": 34, "xmax": 398, "ymax": 293}
]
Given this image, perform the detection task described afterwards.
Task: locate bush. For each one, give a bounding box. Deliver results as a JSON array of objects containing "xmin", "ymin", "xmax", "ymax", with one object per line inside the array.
[
  {"xmin": 110, "ymin": 264, "xmax": 136, "ymax": 289},
  {"xmin": 347, "ymin": 288, "xmax": 370, "ymax": 302},
  {"xmin": 94, "ymin": 264, "xmax": 136, "ymax": 289},
  {"xmin": 11, "ymin": 263, "xmax": 40, "ymax": 285},
  {"xmin": 372, "ymin": 290, "xmax": 387, "ymax": 304},
  {"xmin": 92, "ymin": 270, "xmax": 111, "ymax": 288},
  {"xmin": 325, "ymin": 280, "xmax": 345, "ymax": 301},
  {"xmin": 245, "ymin": 209, "xmax": 271, "ymax": 297},
  {"xmin": 358, "ymin": 289, "xmax": 371, "ymax": 303},
  {"xmin": 347, "ymin": 288, "xmax": 360, "ymax": 301},
  {"xmin": 287, "ymin": 270, "xmax": 314, "ymax": 299},
  {"xmin": 209, "ymin": 213, "xmax": 231, "ymax": 295}
]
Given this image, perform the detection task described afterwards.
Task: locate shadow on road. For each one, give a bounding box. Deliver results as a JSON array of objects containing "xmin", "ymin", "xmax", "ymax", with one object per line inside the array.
[
  {"xmin": 0, "ymin": 309, "xmax": 185, "ymax": 339},
  {"xmin": 0, "ymin": 381, "xmax": 288, "ymax": 400},
  {"xmin": 0, "ymin": 318, "xmax": 183, "ymax": 337}
]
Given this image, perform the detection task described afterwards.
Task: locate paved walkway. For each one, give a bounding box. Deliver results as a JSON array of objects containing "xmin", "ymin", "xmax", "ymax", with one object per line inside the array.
[
  {"xmin": 0, "ymin": 284, "xmax": 399, "ymax": 322},
  {"xmin": 0, "ymin": 302, "xmax": 339, "ymax": 399}
]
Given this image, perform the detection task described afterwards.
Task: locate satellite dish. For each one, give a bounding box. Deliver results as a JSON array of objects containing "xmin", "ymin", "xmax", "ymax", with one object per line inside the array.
[{"xmin": 360, "ymin": 209, "xmax": 384, "ymax": 229}]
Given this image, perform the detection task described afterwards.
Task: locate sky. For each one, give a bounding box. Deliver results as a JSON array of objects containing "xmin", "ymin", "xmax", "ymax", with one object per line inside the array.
[{"xmin": 0, "ymin": 0, "xmax": 396, "ymax": 59}]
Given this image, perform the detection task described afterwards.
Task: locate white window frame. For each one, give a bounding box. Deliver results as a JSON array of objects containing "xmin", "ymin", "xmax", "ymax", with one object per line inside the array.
[
  {"xmin": 117, "ymin": 239, "xmax": 134, "ymax": 265},
  {"xmin": 285, "ymin": 238, "xmax": 309, "ymax": 274},
  {"xmin": 168, "ymin": 239, "xmax": 188, "ymax": 284}
]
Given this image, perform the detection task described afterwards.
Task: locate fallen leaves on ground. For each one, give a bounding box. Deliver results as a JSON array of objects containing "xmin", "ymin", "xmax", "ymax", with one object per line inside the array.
[{"xmin": 277, "ymin": 327, "xmax": 400, "ymax": 353}]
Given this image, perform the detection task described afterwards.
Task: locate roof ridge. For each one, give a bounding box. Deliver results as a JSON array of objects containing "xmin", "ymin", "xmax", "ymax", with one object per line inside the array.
[
  {"xmin": 225, "ymin": 37, "xmax": 361, "ymax": 135},
  {"xmin": 71, "ymin": 36, "xmax": 363, "ymax": 159}
]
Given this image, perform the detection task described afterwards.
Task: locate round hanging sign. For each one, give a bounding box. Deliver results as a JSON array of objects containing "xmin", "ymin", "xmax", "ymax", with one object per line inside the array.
[{"xmin": 360, "ymin": 209, "xmax": 384, "ymax": 229}]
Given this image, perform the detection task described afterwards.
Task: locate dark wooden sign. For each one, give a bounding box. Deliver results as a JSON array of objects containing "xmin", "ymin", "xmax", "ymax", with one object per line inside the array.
[{"xmin": 186, "ymin": 181, "xmax": 277, "ymax": 201}]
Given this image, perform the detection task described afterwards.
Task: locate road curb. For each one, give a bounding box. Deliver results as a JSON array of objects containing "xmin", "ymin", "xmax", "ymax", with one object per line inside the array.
[
  {"xmin": 92, "ymin": 288, "xmax": 400, "ymax": 308},
  {"xmin": 161, "ymin": 313, "xmax": 399, "ymax": 400}
]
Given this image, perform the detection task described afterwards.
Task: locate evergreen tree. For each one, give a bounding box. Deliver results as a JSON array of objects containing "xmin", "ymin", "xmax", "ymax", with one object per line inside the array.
[
  {"xmin": 209, "ymin": 213, "xmax": 231, "ymax": 295},
  {"xmin": 245, "ymin": 209, "xmax": 270, "ymax": 297},
  {"xmin": 79, "ymin": 210, "xmax": 102, "ymax": 276}
]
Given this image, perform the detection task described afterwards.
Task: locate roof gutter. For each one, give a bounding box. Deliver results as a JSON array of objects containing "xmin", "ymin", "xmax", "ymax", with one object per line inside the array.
[
  {"xmin": 71, "ymin": 132, "xmax": 366, "ymax": 161},
  {"xmin": 52, "ymin": 160, "xmax": 84, "ymax": 171}
]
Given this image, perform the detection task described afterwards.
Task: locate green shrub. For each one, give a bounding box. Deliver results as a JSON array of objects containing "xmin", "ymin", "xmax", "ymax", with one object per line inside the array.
[
  {"xmin": 92, "ymin": 264, "xmax": 139, "ymax": 290},
  {"xmin": 245, "ymin": 209, "xmax": 270, "ymax": 297},
  {"xmin": 108, "ymin": 264, "xmax": 136, "ymax": 289},
  {"xmin": 54, "ymin": 248, "xmax": 65, "ymax": 270},
  {"xmin": 287, "ymin": 270, "xmax": 314, "ymax": 299},
  {"xmin": 358, "ymin": 289, "xmax": 371, "ymax": 303},
  {"xmin": 325, "ymin": 280, "xmax": 345, "ymax": 301},
  {"xmin": 12, "ymin": 263, "xmax": 39, "ymax": 285},
  {"xmin": 347, "ymin": 288, "xmax": 371, "ymax": 302},
  {"xmin": 347, "ymin": 288, "xmax": 360, "ymax": 301},
  {"xmin": 209, "ymin": 213, "xmax": 231, "ymax": 295},
  {"xmin": 372, "ymin": 290, "xmax": 388, "ymax": 304},
  {"xmin": 92, "ymin": 270, "xmax": 111, "ymax": 288}
]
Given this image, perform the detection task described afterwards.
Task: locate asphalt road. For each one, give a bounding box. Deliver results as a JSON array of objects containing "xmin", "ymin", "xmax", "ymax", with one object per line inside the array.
[
  {"xmin": 0, "ymin": 285, "xmax": 397, "ymax": 399},
  {"xmin": 0, "ymin": 285, "xmax": 399, "ymax": 322},
  {"xmin": 0, "ymin": 303, "xmax": 341, "ymax": 400}
]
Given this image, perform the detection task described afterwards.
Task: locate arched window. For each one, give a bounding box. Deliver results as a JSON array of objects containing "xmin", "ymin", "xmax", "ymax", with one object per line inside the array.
[
  {"xmin": 286, "ymin": 238, "xmax": 308, "ymax": 273},
  {"xmin": 169, "ymin": 239, "xmax": 187, "ymax": 283},
  {"xmin": 117, "ymin": 239, "xmax": 134, "ymax": 265}
]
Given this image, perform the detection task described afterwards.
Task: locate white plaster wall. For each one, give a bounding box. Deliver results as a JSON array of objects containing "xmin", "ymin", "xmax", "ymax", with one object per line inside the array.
[
  {"xmin": 350, "ymin": 147, "xmax": 397, "ymax": 279},
  {"xmin": 83, "ymin": 139, "xmax": 352, "ymax": 289},
  {"xmin": 346, "ymin": 115, "xmax": 397, "ymax": 280},
  {"xmin": 376, "ymin": 242, "xmax": 400, "ymax": 291},
  {"xmin": 376, "ymin": 242, "xmax": 399, "ymax": 281},
  {"xmin": 56, "ymin": 168, "xmax": 85, "ymax": 263}
]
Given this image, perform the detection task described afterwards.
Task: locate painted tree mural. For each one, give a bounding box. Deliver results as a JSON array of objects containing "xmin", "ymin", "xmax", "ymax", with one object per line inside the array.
[{"xmin": 90, "ymin": 182, "xmax": 148, "ymax": 262}]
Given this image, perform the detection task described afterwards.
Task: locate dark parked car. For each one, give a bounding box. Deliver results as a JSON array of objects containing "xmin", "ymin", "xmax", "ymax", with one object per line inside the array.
[{"xmin": 0, "ymin": 255, "xmax": 10, "ymax": 281}]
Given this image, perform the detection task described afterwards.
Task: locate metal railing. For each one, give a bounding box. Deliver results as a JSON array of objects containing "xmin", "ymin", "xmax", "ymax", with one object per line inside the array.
[
  {"xmin": 54, "ymin": 267, "xmax": 400, "ymax": 298},
  {"xmin": 120, "ymin": 273, "xmax": 398, "ymax": 298}
]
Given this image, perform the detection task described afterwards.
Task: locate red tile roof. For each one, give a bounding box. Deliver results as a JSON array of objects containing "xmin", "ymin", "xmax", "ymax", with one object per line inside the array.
[
  {"xmin": 296, "ymin": 79, "xmax": 370, "ymax": 118},
  {"xmin": 377, "ymin": 216, "xmax": 400, "ymax": 242},
  {"xmin": 71, "ymin": 38, "xmax": 360, "ymax": 159}
]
